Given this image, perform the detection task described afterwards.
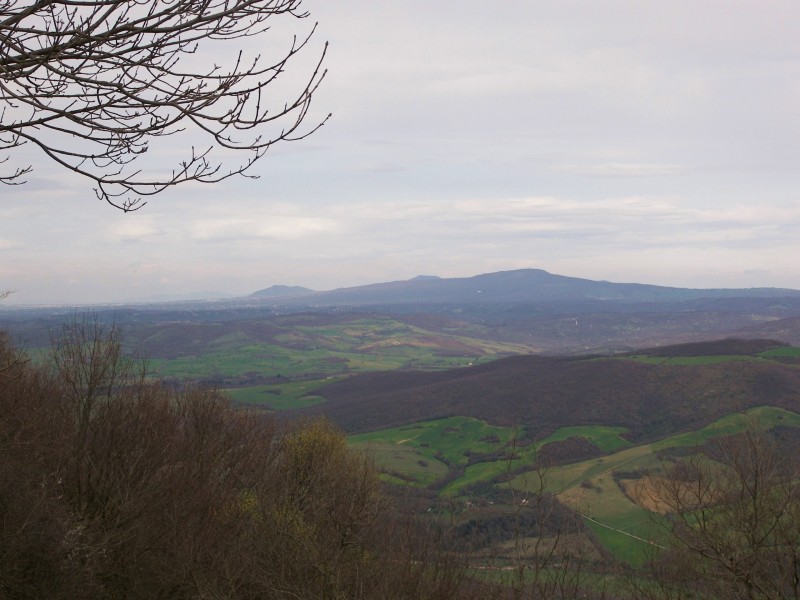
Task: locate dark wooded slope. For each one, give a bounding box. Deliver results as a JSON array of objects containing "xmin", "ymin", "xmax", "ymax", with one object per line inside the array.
[{"xmin": 304, "ymin": 340, "xmax": 800, "ymax": 442}]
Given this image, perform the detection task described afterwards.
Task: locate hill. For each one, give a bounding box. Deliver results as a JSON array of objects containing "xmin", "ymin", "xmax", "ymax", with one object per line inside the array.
[
  {"xmin": 5, "ymin": 268, "xmax": 800, "ymax": 358},
  {"xmin": 253, "ymin": 268, "xmax": 800, "ymax": 307},
  {"xmin": 300, "ymin": 339, "xmax": 800, "ymax": 442},
  {"xmin": 239, "ymin": 270, "xmax": 800, "ymax": 352},
  {"xmin": 249, "ymin": 285, "xmax": 315, "ymax": 299},
  {"xmin": 735, "ymin": 315, "xmax": 800, "ymax": 346}
]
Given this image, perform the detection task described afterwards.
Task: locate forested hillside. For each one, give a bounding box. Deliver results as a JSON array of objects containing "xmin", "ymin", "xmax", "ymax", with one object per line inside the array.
[{"xmin": 303, "ymin": 339, "xmax": 800, "ymax": 439}]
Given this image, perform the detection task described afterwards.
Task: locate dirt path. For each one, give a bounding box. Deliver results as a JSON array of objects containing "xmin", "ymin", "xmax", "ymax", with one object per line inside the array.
[{"xmin": 574, "ymin": 511, "xmax": 664, "ymax": 549}]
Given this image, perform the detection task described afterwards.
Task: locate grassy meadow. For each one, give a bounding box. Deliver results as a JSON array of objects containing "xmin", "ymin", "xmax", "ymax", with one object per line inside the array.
[
  {"xmin": 136, "ymin": 315, "xmax": 533, "ymax": 410},
  {"xmin": 350, "ymin": 406, "xmax": 800, "ymax": 563}
]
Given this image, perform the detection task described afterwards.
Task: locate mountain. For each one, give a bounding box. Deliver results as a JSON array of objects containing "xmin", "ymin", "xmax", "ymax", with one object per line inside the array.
[
  {"xmin": 249, "ymin": 285, "xmax": 315, "ymax": 299},
  {"xmin": 250, "ymin": 269, "xmax": 800, "ymax": 307}
]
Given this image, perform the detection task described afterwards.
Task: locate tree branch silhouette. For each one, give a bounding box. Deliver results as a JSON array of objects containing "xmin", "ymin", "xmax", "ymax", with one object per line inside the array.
[{"xmin": 0, "ymin": 0, "xmax": 329, "ymax": 211}]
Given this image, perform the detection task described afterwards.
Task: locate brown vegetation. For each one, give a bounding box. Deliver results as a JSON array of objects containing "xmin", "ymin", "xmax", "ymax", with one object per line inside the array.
[
  {"xmin": 306, "ymin": 348, "xmax": 800, "ymax": 440},
  {"xmin": 0, "ymin": 322, "xmax": 475, "ymax": 599},
  {"xmin": 630, "ymin": 428, "xmax": 800, "ymax": 599},
  {"xmin": 628, "ymin": 338, "xmax": 786, "ymax": 357}
]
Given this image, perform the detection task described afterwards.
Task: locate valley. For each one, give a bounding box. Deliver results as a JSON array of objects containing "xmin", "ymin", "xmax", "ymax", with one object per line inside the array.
[{"xmin": 4, "ymin": 268, "xmax": 800, "ymax": 580}]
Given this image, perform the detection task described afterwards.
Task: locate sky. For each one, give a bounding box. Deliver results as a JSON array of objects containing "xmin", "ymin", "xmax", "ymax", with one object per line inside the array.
[{"xmin": 2, "ymin": 0, "xmax": 800, "ymax": 305}]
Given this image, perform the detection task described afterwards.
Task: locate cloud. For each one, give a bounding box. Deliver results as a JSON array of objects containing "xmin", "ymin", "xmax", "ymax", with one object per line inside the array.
[
  {"xmin": 111, "ymin": 217, "xmax": 165, "ymax": 243},
  {"xmin": 189, "ymin": 214, "xmax": 340, "ymax": 243},
  {"xmin": 551, "ymin": 163, "xmax": 688, "ymax": 177},
  {"xmin": 4, "ymin": 0, "xmax": 800, "ymax": 303},
  {"xmin": 299, "ymin": 195, "xmax": 800, "ymax": 263}
]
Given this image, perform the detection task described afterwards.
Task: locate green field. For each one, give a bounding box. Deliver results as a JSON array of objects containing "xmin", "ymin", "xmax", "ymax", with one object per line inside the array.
[
  {"xmin": 619, "ymin": 346, "xmax": 800, "ymax": 366},
  {"xmin": 350, "ymin": 416, "xmax": 516, "ymax": 485},
  {"xmin": 223, "ymin": 380, "xmax": 333, "ymax": 409},
  {"xmin": 350, "ymin": 418, "xmax": 636, "ymax": 494},
  {"xmin": 138, "ymin": 315, "xmax": 535, "ymax": 410},
  {"xmin": 538, "ymin": 425, "xmax": 632, "ymax": 453},
  {"xmin": 526, "ymin": 406, "xmax": 800, "ymax": 562},
  {"xmin": 760, "ymin": 346, "xmax": 800, "ymax": 358},
  {"xmin": 146, "ymin": 344, "xmax": 480, "ymax": 380},
  {"xmin": 351, "ymin": 407, "xmax": 800, "ymax": 563}
]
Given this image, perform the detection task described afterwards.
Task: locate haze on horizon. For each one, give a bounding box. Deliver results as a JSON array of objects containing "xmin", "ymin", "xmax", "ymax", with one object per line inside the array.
[{"xmin": 2, "ymin": 1, "xmax": 800, "ymax": 305}]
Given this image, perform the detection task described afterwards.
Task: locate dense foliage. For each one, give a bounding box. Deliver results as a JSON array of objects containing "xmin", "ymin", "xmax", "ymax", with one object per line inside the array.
[{"xmin": 0, "ymin": 325, "xmax": 470, "ymax": 599}]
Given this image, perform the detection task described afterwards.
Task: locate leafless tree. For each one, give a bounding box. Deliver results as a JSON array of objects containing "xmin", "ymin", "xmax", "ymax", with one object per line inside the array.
[
  {"xmin": 0, "ymin": 0, "xmax": 329, "ymax": 211},
  {"xmin": 2, "ymin": 322, "xmax": 480, "ymax": 599},
  {"xmin": 633, "ymin": 427, "xmax": 800, "ymax": 600},
  {"xmin": 502, "ymin": 434, "xmax": 607, "ymax": 599}
]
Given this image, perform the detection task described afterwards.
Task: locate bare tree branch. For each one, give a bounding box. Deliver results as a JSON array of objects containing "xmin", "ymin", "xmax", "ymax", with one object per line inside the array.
[
  {"xmin": 0, "ymin": 0, "xmax": 329, "ymax": 211},
  {"xmin": 640, "ymin": 426, "xmax": 800, "ymax": 599}
]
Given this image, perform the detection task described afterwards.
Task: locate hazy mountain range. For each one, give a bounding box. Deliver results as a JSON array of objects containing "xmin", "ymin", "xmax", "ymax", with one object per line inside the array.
[{"xmin": 250, "ymin": 268, "xmax": 800, "ymax": 306}]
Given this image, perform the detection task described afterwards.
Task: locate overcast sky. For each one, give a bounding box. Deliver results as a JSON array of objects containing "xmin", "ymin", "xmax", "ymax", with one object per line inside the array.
[{"xmin": 3, "ymin": 1, "xmax": 800, "ymax": 305}]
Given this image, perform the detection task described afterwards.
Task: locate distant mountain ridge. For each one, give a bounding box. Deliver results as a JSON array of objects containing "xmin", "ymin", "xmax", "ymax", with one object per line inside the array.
[
  {"xmin": 250, "ymin": 285, "xmax": 315, "ymax": 299},
  {"xmin": 250, "ymin": 269, "xmax": 800, "ymax": 306}
]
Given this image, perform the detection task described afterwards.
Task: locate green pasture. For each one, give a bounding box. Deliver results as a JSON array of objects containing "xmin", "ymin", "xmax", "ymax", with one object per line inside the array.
[
  {"xmin": 583, "ymin": 516, "xmax": 665, "ymax": 566},
  {"xmin": 512, "ymin": 406, "xmax": 800, "ymax": 562},
  {"xmin": 467, "ymin": 553, "xmax": 630, "ymax": 597},
  {"xmin": 223, "ymin": 379, "xmax": 333, "ymax": 410},
  {"xmin": 620, "ymin": 345, "xmax": 800, "ymax": 366},
  {"xmin": 651, "ymin": 405, "xmax": 800, "ymax": 450},
  {"xmin": 292, "ymin": 317, "xmax": 415, "ymax": 343},
  {"xmin": 759, "ymin": 346, "xmax": 800, "ymax": 358},
  {"xmin": 541, "ymin": 446, "xmax": 656, "ymax": 495},
  {"xmin": 147, "ymin": 344, "xmax": 346, "ymax": 379},
  {"xmin": 351, "ymin": 416, "xmax": 514, "ymax": 467},
  {"xmin": 562, "ymin": 473, "xmax": 667, "ymax": 564},
  {"xmin": 356, "ymin": 407, "xmax": 800, "ymax": 562},
  {"xmin": 148, "ymin": 345, "xmax": 415, "ymax": 379},
  {"xmin": 128, "ymin": 314, "xmax": 535, "ymax": 415},
  {"xmin": 442, "ymin": 425, "xmax": 633, "ymax": 495},
  {"xmin": 447, "ymin": 460, "xmax": 521, "ymax": 495},
  {"xmin": 538, "ymin": 425, "xmax": 632, "ymax": 453},
  {"xmin": 358, "ymin": 442, "xmax": 450, "ymax": 487},
  {"xmin": 147, "ymin": 344, "xmax": 483, "ymax": 380},
  {"xmin": 351, "ymin": 419, "xmax": 637, "ymax": 495},
  {"xmin": 285, "ymin": 316, "xmax": 530, "ymax": 359},
  {"xmin": 532, "ymin": 406, "xmax": 800, "ymax": 495},
  {"xmin": 143, "ymin": 315, "xmax": 527, "ymax": 383}
]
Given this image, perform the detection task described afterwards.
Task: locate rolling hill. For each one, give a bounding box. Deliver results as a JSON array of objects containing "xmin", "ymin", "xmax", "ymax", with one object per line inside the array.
[
  {"xmin": 5, "ymin": 268, "xmax": 800, "ymax": 358},
  {"xmin": 299, "ymin": 339, "xmax": 800, "ymax": 442}
]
